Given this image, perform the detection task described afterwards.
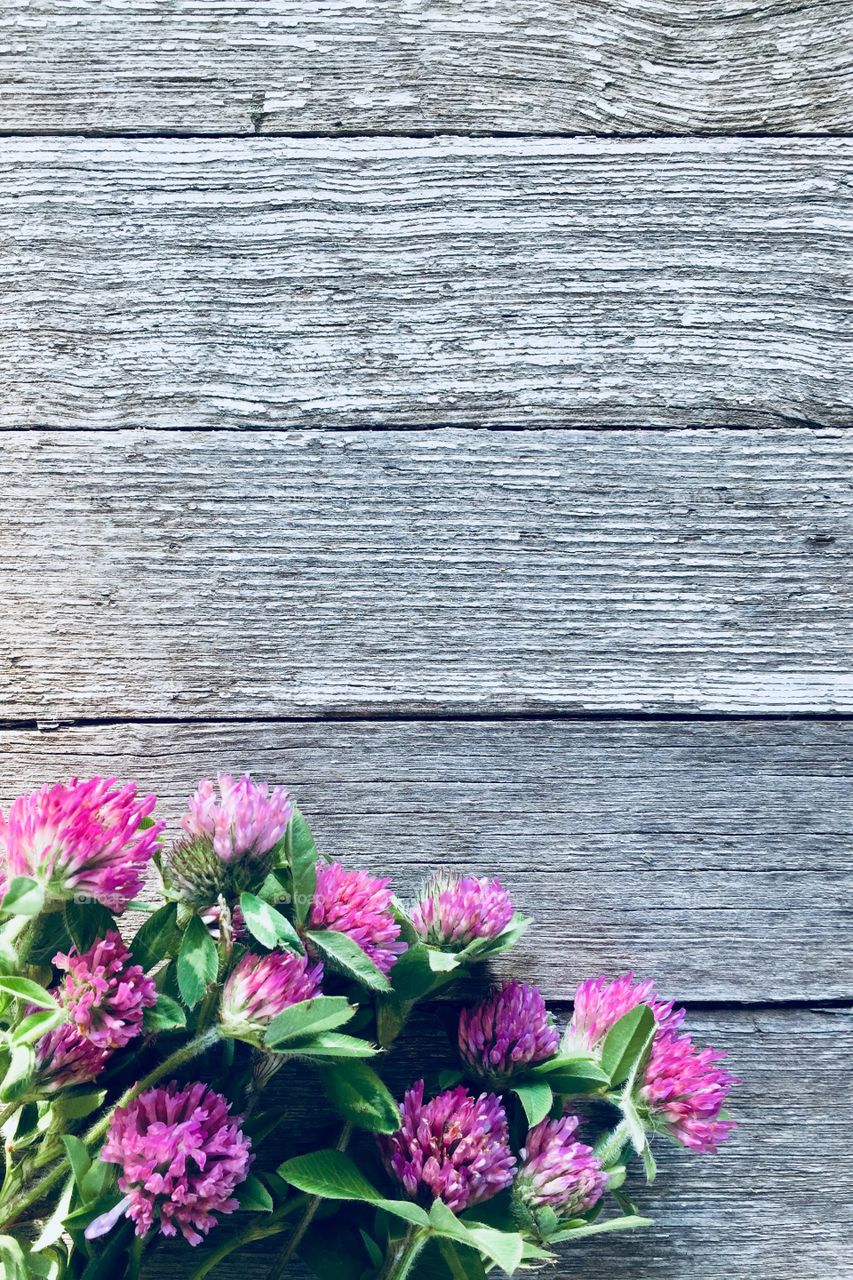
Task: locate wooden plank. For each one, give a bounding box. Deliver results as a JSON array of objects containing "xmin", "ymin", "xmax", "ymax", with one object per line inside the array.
[
  {"xmin": 2, "ymin": 429, "xmax": 852, "ymax": 719},
  {"xmin": 1, "ymin": 138, "xmax": 851, "ymax": 428},
  {"xmin": 1, "ymin": 719, "xmax": 850, "ymax": 1001},
  {"xmin": 142, "ymin": 1007, "xmax": 853, "ymax": 1279},
  {"xmin": 4, "ymin": 1, "xmax": 853, "ymax": 137}
]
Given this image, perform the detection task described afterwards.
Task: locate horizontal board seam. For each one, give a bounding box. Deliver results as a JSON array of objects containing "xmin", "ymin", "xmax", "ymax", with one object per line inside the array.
[
  {"xmin": 541, "ymin": 998, "xmax": 853, "ymax": 1014},
  {"xmin": 5, "ymin": 712, "xmax": 853, "ymax": 733},
  {"xmin": 0, "ymin": 421, "xmax": 841, "ymax": 435},
  {"xmin": 2, "ymin": 129, "xmax": 853, "ymax": 143}
]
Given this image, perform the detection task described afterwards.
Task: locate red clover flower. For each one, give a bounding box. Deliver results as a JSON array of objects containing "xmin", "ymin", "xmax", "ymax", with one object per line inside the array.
[
  {"xmin": 92, "ymin": 1081, "xmax": 252, "ymax": 1245},
  {"xmin": 410, "ymin": 873, "xmax": 514, "ymax": 950},
  {"xmin": 458, "ymin": 980, "xmax": 559, "ymax": 1084},
  {"xmin": 308, "ymin": 861, "xmax": 406, "ymax": 974},
  {"xmin": 221, "ymin": 949, "xmax": 323, "ymax": 1039},
  {"xmin": 0, "ymin": 777, "xmax": 162, "ymax": 912},
  {"xmin": 516, "ymin": 1114, "xmax": 608, "ymax": 1218},
  {"xmin": 379, "ymin": 1080, "xmax": 516, "ymax": 1212},
  {"xmin": 54, "ymin": 930, "xmax": 157, "ymax": 1050}
]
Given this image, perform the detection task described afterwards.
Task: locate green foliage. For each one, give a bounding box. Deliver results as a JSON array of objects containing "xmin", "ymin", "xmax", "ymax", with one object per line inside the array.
[
  {"xmin": 547, "ymin": 1214, "xmax": 652, "ymax": 1244},
  {"xmin": 0, "ymin": 975, "xmax": 58, "ymax": 1010},
  {"xmin": 455, "ymin": 914, "xmax": 531, "ymax": 964},
  {"xmin": 284, "ymin": 807, "xmax": 318, "ymax": 925},
  {"xmin": 528, "ymin": 1054, "xmax": 610, "ymax": 1093},
  {"xmin": 279, "ymin": 1150, "xmax": 430, "ymax": 1226},
  {"xmin": 263, "ymin": 996, "xmax": 356, "ymax": 1049},
  {"xmin": 61, "ymin": 1134, "xmax": 92, "ymax": 1196},
  {"xmin": 306, "ymin": 929, "xmax": 391, "ymax": 993},
  {"xmin": 318, "ymin": 1060, "xmax": 402, "ymax": 1133},
  {"xmin": 0, "ymin": 877, "xmax": 45, "ymax": 918},
  {"xmin": 0, "ymin": 1234, "xmax": 29, "ymax": 1280},
  {"xmin": 236, "ymin": 1173, "xmax": 274, "ymax": 1212},
  {"xmin": 142, "ymin": 992, "xmax": 187, "ymax": 1033},
  {"xmin": 129, "ymin": 901, "xmax": 180, "ymax": 971},
  {"xmin": 11, "ymin": 1008, "xmax": 66, "ymax": 1047},
  {"xmin": 65, "ymin": 900, "xmax": 116, "ymax": 952},
  {"xmin": 511, "ymin": 1079, "xmax": 553, "ymax": 1127},
  {"xmin": 239, "ymin": 891, "xmax": 304, "ymax": 953},
  {"xmin": 600, "ymin": 1005, "xmax": 655, "ymax": 1087},
  {"xmin": 0, "ymin": 1044, "xmax": 35, "ymax": 1102},
  {"xmin": 176, "ymin": 914, "xmax": 218, "ymax": 1007},
  {"xmin": 428, "ymin": 1200, "xmax": 528, "ymax": 1275},
  {"xmin": 286, "ymin": 1031, "xmax": 380, "ymax": 1060}
]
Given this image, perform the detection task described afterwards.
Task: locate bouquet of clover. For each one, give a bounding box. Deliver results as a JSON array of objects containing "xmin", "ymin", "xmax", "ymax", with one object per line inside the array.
[{"xmin": 0, "ymin": 775, "xmax": 737, "ymax": 1280}]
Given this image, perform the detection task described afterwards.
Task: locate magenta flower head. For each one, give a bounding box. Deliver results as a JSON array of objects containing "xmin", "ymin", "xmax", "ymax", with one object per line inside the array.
[
  {"xmin": 54, "ymin": 930, "xmax": 157, "ymax": 1050},
  {"xmin": 35, "ymin": 1022, "xmax": 110, "ymax": 1092},
  {"xmin": 0, "ymin": 777, "xmax": 163, "ymax": 913},
  {"xmin": 182, "ymin": 774, "xmax": 291, "ymax": 863},
  {"xmin": 564, "ymin": 972, "xmax": 684, "ymax": 1057},
  {"xmin": 516, "ymin": 1114, "xmax": 607, "ymax": 1219},
  {"xmin": 166, "ymin": 774, "xmax": 292, "ymax": 906},
  {"xmin": 410, "ymin": 872, "xmax": 515, "ymax": 951},
  {"xmin": 308, "ymin": 861, "xmax": 406, "ymax": 975},
  {"xmin": 639, "ymin": 1029, "xmax": 738, "ymax": 1153},
  {"xmin": 379, "ymin": 1080, "xmax": 516, "ymax": 1213},
  {"xmin": 92, "ymin": 1080, "xmax": 252, "ymax": 1245},
  {"xmin": 459, "ymin": 980, "xmax": 559, "ymax": 1085},
  {"xmin": 221, "ymin": 949, "xmax": 323, "ymax": 1040}
]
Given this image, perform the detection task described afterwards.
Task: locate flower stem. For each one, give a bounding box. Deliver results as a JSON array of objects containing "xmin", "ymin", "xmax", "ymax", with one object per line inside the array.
[
  {"xmin": 186, "ymin": 1196, "xmax": 307, "ymax": 1280},
  {"xmin": 126, "ymin": 1233, "xmax": 147, "ymax": 1280},
  {"xmin": 0, "ymin": 1027, "xmax": 221, "ymax": 1230},
  {"xmin": 0, "ymin": 1099, "xmax": 25, "ymax": 1132},
  {"xmin": 377, "ymin": 1226, "xmax": 427, "ymax": 1280},
  {"xmin": 594, "ymin": 1117, "xmax": 632, "ymax": 1168},
  {"xmin": 263, "ymin": 1121, "xmax": 354, "ymax": 1280}
]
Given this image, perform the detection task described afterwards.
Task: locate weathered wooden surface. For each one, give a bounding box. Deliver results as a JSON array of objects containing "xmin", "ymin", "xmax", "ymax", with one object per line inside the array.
[
  {"xmin": 1, "ymin": 718, "xmax": 850, "ymax": 1001},
  {"xmin": 4, "ymin": 0, "xmax": 853, "ymax": 137},
  {"xmin": 142, "ymin": 1008, "xmax": 853, "ymax": 1279},
  {"xmin": 5, "ymin": 0, "xmax": 852, "ymax": 1273},
  {"xmin": 2, "ymin": 138, "xmax": 851, "ymax": 428},
  {"xmin": 2, "ymin": 429, "xmax": 851, "ymax": 719}
]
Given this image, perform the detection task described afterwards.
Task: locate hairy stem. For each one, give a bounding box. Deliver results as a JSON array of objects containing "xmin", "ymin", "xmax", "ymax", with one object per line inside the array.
[
  {"xmin": 0, "ymin": 1099, "xmax": 25, "ymax": 1132},
  {"xmin": 377, "ymin": 1226, "xmax": 427, "ymax": 1280},
  {"xmin": 594, "ymin": 1117, "xmax": 632, "ymax": 1168}
]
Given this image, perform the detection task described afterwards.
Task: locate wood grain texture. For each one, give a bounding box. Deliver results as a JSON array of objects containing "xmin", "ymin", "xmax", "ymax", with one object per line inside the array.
[
  {"xmin": 4, "ymin": 0, "xmax": 853, "ymax": 136},
  {"xmin": 141, "ymin": 1007, "xmax": 853, "ymax": 1279},
  {"xmin": 2, "ymin": 430, "xmax": 851, "ymax": 719},
  {"xmin": 1, "ymin": 138, "xmax": 851, "ymax": 428},
  {"xmin": 1, "ymin": 718, "xmax": 850, "ymax": 1001}
]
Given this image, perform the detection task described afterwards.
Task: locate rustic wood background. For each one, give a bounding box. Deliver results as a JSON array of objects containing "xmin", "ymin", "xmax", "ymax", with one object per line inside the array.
[{"xmin": 2, "ymin": 3, "xmax": 851, "ymax": 1277}]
